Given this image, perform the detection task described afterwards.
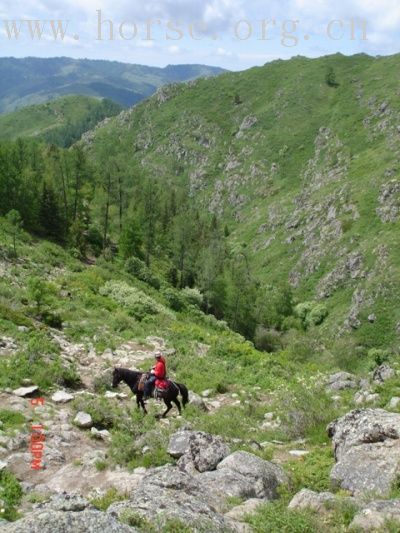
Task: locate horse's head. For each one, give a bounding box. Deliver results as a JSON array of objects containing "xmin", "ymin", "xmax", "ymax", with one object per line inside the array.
[{"xmin": 112, "ymin": 367, "xmax": 122, "ymax": 388}]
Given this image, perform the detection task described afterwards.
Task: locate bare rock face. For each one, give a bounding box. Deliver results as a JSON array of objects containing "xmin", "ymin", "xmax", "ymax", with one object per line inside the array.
[
  {"xmin": 328, "ymin": 409, "xmax": 400, "ymax": 496},
  {"xmin": 288, "ymin": 489, "xmax": 337, "ymax": 513}
]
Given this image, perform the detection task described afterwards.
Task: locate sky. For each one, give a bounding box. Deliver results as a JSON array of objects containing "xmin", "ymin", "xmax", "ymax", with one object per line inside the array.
[{"xmin": 0, "ymin": 0, "xmax": 399, "ymax": 70}]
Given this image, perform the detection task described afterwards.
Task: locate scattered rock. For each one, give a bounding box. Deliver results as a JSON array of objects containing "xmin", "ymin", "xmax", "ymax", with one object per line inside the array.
[
  {"xmin": 289, "ymin": 450, "xmax": 310, "ymax": 458},
  {"xmin": 354, "ymin": 391, "xmax": 380, "ymax": 405},
  {"xmin": 201, "ymin": 389, "xmax": 213, "ymax": 398},
  {"xmin": 373, "ymin": 364, "xmax": 395, "ymax": 383},
  {"xmin": 188, "ymin": 392, "xmax": 208, "ymax": 411},
  {"xmin": 288, "ymin": 489, "xmax": 336, "ymax": 512},
  {"xmin": 225, "ymin": 498, "xmax": 266, "ymax": 521},
  {"xmin": 74, "ymin": 412, "xmax": 93, "ymax": 429},
  {"xmin": 168, "ymin": 430, "xmax": 230, "ymax": 473},
  {"xmin": 389, "ymin": 397, "xmax": 400, "ymax": 409},
  {"xmin": 91, "ymin": 428, "xmax": 111, "ymax": 442},
  {"xmin": 328, "ymin": 409, "xmax": 400, "ymax": 496},
  {"xmin": 12, "ymin": 385, "xmax": 39, "ymax": 397},
  {"xmin": 350, "ymin": 499, "xmax": 400, "ymax": 531},
  {"xmin": 51, "ymin": 391, "xmax": 74, "ymax": 403},
  {"xmin": 326, "ymin": 372, "xmax": 357, "ymax": 391}
]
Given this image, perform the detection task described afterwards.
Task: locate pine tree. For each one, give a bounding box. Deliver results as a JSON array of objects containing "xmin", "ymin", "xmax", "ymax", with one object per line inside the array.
[{"xmin": 39, "ymin": 181, "xmax": 65, "ymax": 243}]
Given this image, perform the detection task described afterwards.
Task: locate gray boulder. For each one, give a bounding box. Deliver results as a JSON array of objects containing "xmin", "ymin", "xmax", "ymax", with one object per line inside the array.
[
  {"xmin": 1, "ymin": 494, "xmax": 136, "ymax": 532},
  {"xmin": 12, "ymin": 385, "xmax": 39, "ymax": 397},
  {"xmin": 328, "ymin": 409, "xmax": 400, "ymax": 495},
  {"xmin": 74, "ymin": 412, "xmax": 93, "ymax": 429},
  {"xmin": 326, "ymin": 372, "xmax": 357, "ymax": 391},
  {"xmin": 373, "ymin": 364, "xmax": 395, "ymax": 383},
  {"xmin": 198, "ymin": 451, "xmax": 287, "ymax": 504},
  {"xmin": 288, "ymin": 489, "xmax": 359, "ymax": 514},
  {"xmin": 350, "ymin": 500, "xmax": 400, "ymax": 531},
  {"xmin": 168, "ymin": 430, "xmax": 230, "ymax": 473},
  {"xmin": 108, "ymin": 465, "xmax": 231, "ymax": 532}
]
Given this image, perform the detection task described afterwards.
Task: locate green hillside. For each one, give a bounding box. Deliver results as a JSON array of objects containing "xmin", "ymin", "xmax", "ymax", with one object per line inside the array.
[
  {"xmin": 82, "ymin": 52, "xmax": 400, "ymax": 360},
  {"xmin": 0, "ymin": 95, "xmax": 122, "ymax": 147},
  {"xmin": 0, "ymin": 57, "xmax": 226, "ymax": 113}
]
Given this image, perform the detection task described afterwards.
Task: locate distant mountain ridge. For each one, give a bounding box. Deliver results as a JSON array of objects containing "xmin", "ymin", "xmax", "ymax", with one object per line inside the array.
[{"xmin": 0, "ymin": 57, "xmax": 226, "ymax": 113}]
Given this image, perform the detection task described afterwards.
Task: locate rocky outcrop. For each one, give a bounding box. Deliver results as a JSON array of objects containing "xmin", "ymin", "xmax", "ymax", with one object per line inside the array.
[
  {"xmin": 168, "ymin": 430, "xmax": 230, "ymax": 473},
  {"xmin": 1, "ymin": 494, "xmax": 136, "ymax": 532},
  {"xmin": 328, "ymin": 409, "xmax": 400, "ymax": 496},
  {"xmin": 108, "ymin": 449, "xmax": 287, "ymax": 531}
]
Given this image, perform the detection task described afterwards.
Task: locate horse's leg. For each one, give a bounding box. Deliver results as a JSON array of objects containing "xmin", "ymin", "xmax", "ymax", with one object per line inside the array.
[
  {"xmin": 136, "ymin": 391, "xmax": 147, "ymax": 415},
  {"xmin": 161, "ymin": 400, "xmax": 172, "ymax": 418},
  {"xmin": 172, "ymin": 397, "xmax": 182, "ymax": 415}
]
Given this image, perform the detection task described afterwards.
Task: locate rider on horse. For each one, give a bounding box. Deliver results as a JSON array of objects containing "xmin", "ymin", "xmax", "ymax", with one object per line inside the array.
[{"xmin": 143, "ymin": 351, "xmax": 167, "ymax": 400}]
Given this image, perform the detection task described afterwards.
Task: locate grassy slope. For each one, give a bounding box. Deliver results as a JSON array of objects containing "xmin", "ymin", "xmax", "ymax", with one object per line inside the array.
[
  {"xmin": 85, "ymin": 53, "xmax": 400, "ymax": 352},
  {"xmin": 2, "ymin": 217, "xmax": 400, "ymax": 531},
  {"xmin": 0, "ymin": 95, "xmax": 123, "ymax": 146}
]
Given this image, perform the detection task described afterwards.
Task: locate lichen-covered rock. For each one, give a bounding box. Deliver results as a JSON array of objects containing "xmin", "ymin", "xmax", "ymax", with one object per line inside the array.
[
  {"xmin": 328, "ymin": 409, "xmax": 400, "ymax": 495},
  {"xmin": 210, "ymin": 451, "xmax": 288, "ymax": 500},
  {"xmin": 288, "ymin": 489, "xmax": 336, "ymax": 512},
  {"xmin": 350, "ymin": 500, "xmax": 400, "ymax": 531},
  {"xmin": 326, "ymin": 372, "xmax": 357, "ymax": 391},
  {"xmin": 1, "ymin": 494, "xmax": 136, "ymax": 533},
  {"xmin": 108, "ymin": 465, "xmax": 230, "ymax": 532},
  {"xmin": 168, "ymin": 430, "xmax": 230, "ymax": 472},
  {"xmin": 373, "ymin": 364, "xmax": 395, "ymax": 383},
  {"xmin": 74, "ymin": 412, "xmax": 93, "ymax": 428}
]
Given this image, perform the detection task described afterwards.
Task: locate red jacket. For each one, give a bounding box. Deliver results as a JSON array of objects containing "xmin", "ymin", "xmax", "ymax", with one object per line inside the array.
[{"xmin": 153, "ymin": 357, "xmax": 166, "ymax": 379}]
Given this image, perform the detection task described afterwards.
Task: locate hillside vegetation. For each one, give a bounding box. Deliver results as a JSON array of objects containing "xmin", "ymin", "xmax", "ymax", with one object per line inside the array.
[
  {"xmin": 81, "ymin": 53, "xmax": 400, "ymax": 364},
  {"xmin": 0, "ymin": 96, "xmax": 122, "ymax": 147}
]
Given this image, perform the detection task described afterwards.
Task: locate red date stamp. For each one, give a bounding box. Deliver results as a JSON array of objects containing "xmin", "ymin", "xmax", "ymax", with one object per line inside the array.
[{"xmin": 30, "ymin": 397, "xmax": 45, "ymax": 470}]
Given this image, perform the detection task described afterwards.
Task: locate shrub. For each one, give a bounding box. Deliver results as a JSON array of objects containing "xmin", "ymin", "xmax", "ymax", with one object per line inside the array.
[
  {"xmin": 40, "ymin": 310, "xmax": 63, "ymax": 329},
  {"xmin": 90, "ymin": 488, "xmax": 127, "ymax": 511},
  {"xmin": 254, "ymin": 326, "xmax": 282, "ymax": 352},
  {"xmin": 125, "ymin": 257, "xmax": 160, "ymax": 290},
  {"xmin": 100, "ymin": 281, "xmax": 171, "ymax": 321},
  {"xmin": 162, "ymin": 287, "xmax": 187, "ymax": 311},
  {"xmin": 307, "ymin": 304, "xmax": 328, "ymax": 327},
  {"xmin": 367, "ymin": 348, "xmax": 390, "ymax": 369},
  {"xmin": 181, "ymin": 287, "xmax": 203, "ymax": 308},
  {"xmin": 294, "ymin": 302, "xmax": 328, "ymax": 329},
  {"xmin": 0, "ymin": 469, "xmax": 23, "ymax": 521}
]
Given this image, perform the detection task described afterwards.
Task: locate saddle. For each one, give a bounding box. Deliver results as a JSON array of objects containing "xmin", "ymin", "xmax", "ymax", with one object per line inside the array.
[{"xmin": 138, "ymin": 372, "xmax": 149, "ymax": 392}]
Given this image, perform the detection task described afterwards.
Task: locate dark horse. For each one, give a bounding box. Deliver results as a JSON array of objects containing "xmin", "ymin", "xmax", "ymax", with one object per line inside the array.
[{"xmin": 112, "ymin": 367, "xmax": 189, "ymax": 417}]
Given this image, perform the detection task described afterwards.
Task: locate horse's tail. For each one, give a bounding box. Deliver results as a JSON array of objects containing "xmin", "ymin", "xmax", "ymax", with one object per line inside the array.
[{"xmin": 176, "ymin": 383, "xmax": 189, "ymax": 407}]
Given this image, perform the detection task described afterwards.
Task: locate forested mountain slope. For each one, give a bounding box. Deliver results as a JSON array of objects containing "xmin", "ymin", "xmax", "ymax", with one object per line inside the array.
[
  {"xmin": 82, "ymin": 53, "xmax": 400, "ymax": 358},
  {"xmin": 0, "ymin": 57, "xmax": 226, "ymax": 113}
]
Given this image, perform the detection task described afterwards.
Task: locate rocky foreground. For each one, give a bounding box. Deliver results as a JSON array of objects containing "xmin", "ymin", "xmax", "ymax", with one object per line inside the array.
[{"xmin": 1, "ymin": 330, "xmax": 400, "ymax": 532}]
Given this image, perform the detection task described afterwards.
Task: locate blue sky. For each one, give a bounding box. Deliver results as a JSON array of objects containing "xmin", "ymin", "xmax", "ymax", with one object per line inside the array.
[{"xmin": 0, "ymin": 0, "xmax": 399, "ymax": 70}]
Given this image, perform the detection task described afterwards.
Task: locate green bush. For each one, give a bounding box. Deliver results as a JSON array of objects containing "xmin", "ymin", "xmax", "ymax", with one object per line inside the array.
[
  {"xmin": 254, "ymin": 326, "xmax": 282, "ymax": 352},
  {"xmin": 294, "ymin": 302, "xmax": 328, "ymax": 329},
  {"xmin": 125, "ymin": 257, "xmax": 160, "ymax": 290},
  {"xmin": 181, "ymin": 287, "xmax": 203, "ymax": 308},
  {"xmin": 0, "ymin": 469, "xmax": 23, "ymax": 521},
  {"xmin": 90, "ymin": 488, "xmax": 127, "ymax": 511},
  {"xmin": 162, "ymin": 287, "xmax": 187, "ymax": 312},
  {"xmin": 100, "ymin": 281, "xmax": 171, "ymax": 321}
]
